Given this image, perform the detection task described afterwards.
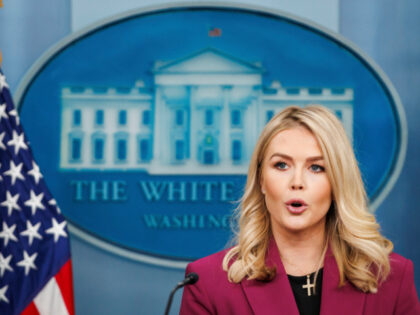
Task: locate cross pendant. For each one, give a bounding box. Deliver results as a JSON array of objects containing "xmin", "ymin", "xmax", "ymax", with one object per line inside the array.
[{"xmin": 302, "ymin": 274, "xmax": 315, "ymax": 296}]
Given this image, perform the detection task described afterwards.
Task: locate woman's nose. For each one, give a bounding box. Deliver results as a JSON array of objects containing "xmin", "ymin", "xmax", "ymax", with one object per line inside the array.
[
  {"xmin": 291, "ymin": 183, "xmax": 304, "ymax": 190},
  {"xmin": 289, "ymin": 169, "xmax": 305, "ymax": 190}
]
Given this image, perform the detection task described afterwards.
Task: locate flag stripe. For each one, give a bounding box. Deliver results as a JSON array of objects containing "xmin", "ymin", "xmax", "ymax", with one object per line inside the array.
[
  {"xmin": 21, "ymin": 302, "xmax": 40, "ymax": 315},
  {"xmin": 33, "ymin": 277, "xmax": 69, "ymax": 315},
  {"xmin": 54, "ymin": 260, "xmax": 75, "ymax": 315}
]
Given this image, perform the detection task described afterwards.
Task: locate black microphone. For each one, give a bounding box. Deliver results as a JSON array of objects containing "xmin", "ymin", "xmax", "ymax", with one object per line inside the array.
[
  {"xmin": 164, "ymin": 272, "xmax": 199, "ymax": 315},
  {"xmin": 179, "ymin": 272, "xmax": 199, "ymax": 286}
]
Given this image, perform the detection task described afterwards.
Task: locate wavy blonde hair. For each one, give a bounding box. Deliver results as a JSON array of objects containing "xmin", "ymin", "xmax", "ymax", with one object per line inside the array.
[{"xmin": 223, "ymin": 105, "xmax": 393, "ymax": 293}]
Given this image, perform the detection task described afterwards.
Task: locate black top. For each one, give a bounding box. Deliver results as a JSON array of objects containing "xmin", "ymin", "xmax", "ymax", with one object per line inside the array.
[{"xmin": 287, "ymin": 268, "xmax": 323, "ymax": 315}]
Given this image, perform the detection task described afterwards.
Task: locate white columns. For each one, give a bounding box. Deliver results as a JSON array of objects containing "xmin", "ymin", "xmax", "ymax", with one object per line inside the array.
[
  {"xmin": 189, "ymin": 86, "xmax": 198, "ymax": 165},
  {"xmin": 221, "ymin": 86, "xmax": 231, "ymax": 164}
]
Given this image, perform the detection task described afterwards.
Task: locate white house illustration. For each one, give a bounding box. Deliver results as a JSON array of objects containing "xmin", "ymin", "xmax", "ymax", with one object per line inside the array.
[{"xmin": 60, "ymin": 48, "xmax": 353, "ymax": 174}]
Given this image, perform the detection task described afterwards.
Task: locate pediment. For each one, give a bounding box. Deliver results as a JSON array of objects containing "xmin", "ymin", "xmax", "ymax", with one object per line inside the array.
[{"xmin": 154, "ymin": 48, "xmax": 263, "ymax": 74}]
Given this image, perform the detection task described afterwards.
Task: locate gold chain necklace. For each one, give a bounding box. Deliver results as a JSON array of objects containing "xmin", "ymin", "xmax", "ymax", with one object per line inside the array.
[{"xmin": 281, "ymin": 245, "xmax": 327, "ymax": 296}]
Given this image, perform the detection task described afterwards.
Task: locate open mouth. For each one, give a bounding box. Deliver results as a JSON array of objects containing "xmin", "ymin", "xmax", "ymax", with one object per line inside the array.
[{"xmin": 285, "ymin": 200, "xmax": 308, "ymax": 214}]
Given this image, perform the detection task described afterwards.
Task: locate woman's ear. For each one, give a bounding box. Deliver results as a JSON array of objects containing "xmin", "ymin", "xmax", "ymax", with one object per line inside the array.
[{"xmin": 260, "ymin": 174, "xmax": 266, "ymax": 194}]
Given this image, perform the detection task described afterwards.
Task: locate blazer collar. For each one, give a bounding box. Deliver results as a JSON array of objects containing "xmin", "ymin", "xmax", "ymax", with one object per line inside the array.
[
  {"xmin": 240, "ymin": 237, "xmax": 366, "ymax": 315},
  {"xmin": 240, "ymin": 237, "xmax": 300, "ymax": 315},
  {"xmin": 320, "ymin": 247, "xmax": 366, "ymax": 315}
]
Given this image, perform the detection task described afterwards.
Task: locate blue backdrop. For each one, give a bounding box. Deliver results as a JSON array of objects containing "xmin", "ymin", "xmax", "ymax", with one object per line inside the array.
[{"xmin": 0, "ymin": 1, "xmax": 419, "ymax": 314}]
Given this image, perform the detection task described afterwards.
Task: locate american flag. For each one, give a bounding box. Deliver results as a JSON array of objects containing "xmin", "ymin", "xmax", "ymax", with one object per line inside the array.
[{"xmin": 0, "ymin": 69, "xmax": 74, "ymax": 315}]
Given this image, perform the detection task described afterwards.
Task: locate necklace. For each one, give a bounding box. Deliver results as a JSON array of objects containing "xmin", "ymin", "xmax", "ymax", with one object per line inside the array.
[
  {"xmin": 288, "ymin": 269, "xmax": 323, "ymax": 297},
  {"xmin": 281, "ymin": 255, "xmax": 322, "ymax": 278},
  {"xmin": 281, "ymin": 244, "xmax": 327, "ymax": 296},
  {"xmin": 302, "ymin": 274, "xmax": 316, "ymax": 296}
]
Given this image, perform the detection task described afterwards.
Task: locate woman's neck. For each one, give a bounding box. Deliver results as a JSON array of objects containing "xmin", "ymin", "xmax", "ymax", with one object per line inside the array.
[{"xmin": 273, "ymin": 227, "xmax": 327, "ymax": 276}]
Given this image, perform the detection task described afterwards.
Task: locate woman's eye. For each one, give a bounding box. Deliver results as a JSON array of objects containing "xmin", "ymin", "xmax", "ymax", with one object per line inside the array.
[
  {"xmin": 310, "ymin": 164, "xmax": 325, "ymax": 172},
  {"xmin": 275, "ymin": 162, "xmax": 288, "ymax": 169}
]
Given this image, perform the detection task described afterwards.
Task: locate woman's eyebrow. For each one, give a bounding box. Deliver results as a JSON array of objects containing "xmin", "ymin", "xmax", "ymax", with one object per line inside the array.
[
  {"xmin": 269, "ymin": 153, "xmax": 292, "ymax": 160},
  {"xmin": 269, "ymin": 153, "xmax": 324, "ymax": 162},
  {"xmin": 307, "ymin": 156, "xmax": 324, "ymax": 162}
]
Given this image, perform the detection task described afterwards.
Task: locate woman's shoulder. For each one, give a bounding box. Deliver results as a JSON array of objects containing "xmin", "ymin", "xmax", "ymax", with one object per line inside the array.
[
  {"xmin": 378, "ymin": 252, "xmax": 415, "ymax": 289},
  {"xmin": 186, "ymin": 247, "xmax": 230, "ymax": 275},
  {"xmin": 180, "ymin": 247, "xmax": 249, "ymax": 314},
  {"xmin": 365, "ymin": 252, "xmax": 420, "ymax": 314},
  {"xmin": 375, "ymin": 252, "xmax": 416, "ymax": 295},
  {"xmin": 389, "ymin": 252, "xmax": 413, "ymax": 276},
  {"xmin": 183, "ymin": 247, "xmax": 241, "ymax": 301}
]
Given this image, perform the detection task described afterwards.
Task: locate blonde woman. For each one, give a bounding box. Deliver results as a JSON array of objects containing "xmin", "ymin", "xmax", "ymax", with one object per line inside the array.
[{"xmin": 180, "ymin": 105, "xmax": 420, "ymax": 315}]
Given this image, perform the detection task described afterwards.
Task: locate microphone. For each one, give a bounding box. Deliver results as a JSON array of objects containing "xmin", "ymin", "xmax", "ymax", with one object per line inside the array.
[
  {"xmin": 179, "ymin": 272, "xmax": 199, "ymax": 286},
  {"xmin": 164, "ymin": 272, "xmax": 199, "ymax": 315}
]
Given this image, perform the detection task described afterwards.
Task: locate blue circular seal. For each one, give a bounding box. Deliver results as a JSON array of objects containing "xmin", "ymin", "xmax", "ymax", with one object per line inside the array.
[{"xmin": 16, "ymin": 3, "xmax": 406, "ymax": 266}]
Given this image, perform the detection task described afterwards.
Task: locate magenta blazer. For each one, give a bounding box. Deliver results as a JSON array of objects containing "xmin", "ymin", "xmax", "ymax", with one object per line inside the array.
[{"xmin": 180, "ymin": 239, "xmax": 420, "ymax": 314}]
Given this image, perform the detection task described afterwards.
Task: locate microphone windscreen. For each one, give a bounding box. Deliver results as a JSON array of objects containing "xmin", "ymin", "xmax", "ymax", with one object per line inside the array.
[{"xmin": 186, "ymin": 272, "xmax": 199, "ymax": 285}]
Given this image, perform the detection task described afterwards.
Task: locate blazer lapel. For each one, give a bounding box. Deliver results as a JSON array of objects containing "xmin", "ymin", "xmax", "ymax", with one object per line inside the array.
[
  {"xmin": 240, "ymin": 238, "xmax": 300, "ymax": 315},
  {"xmin": 320, "ymin": 247, "xmax": 366, "ymax": 315}
]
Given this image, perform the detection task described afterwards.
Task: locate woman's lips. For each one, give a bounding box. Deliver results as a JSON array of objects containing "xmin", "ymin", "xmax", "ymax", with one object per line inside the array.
[
  {"xmin": 285, "ymin": 199, "xmax": 308, "ymax": 214},
  {"xmin": 286, "ymin": 204, "xmax": 308, "ymax": 214}
]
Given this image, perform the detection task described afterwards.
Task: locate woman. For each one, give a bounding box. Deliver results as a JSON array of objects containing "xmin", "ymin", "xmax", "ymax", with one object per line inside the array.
[{"xmin": 180, "ymin": 105, "xmax": 420, "ymax": 315}]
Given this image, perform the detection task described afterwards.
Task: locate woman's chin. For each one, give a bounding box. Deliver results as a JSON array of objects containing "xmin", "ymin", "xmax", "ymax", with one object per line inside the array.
[{"xmin": 281, "ymin": 216, "xmax": 325, "ymax": 235}]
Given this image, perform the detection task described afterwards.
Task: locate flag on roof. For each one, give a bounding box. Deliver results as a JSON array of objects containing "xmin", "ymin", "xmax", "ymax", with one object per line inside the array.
[
  {"xmin": 0, "ymin": 69, "xmax": 74, "ymax": 315},
  {"xmin": 208, "ymin": 27, "xmax": 222, "ymax": 37}
]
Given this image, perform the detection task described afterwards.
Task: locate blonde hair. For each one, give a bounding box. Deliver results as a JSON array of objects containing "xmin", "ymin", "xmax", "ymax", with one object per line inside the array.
[{"xmin": 222, "ymin": 105, "xmax": 393, "ymax": 293}]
